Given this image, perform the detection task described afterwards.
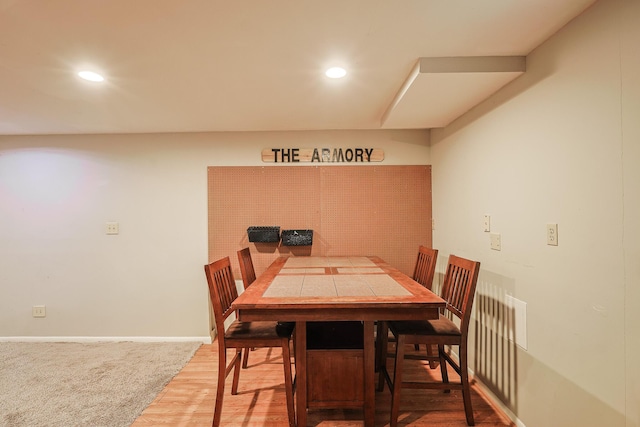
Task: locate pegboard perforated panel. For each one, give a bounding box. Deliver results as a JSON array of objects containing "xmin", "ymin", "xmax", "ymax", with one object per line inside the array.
[{"xmin": 208, "ymin": 166, "xmax": 431, "ymax": 278}]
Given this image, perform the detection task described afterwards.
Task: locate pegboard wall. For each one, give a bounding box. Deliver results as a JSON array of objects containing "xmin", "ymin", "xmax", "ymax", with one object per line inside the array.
[{"xmin": 207, "ymin": 165, "xmax": 432, "ymax": 279}]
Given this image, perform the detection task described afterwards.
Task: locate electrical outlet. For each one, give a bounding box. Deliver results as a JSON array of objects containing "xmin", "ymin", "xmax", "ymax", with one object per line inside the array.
[
  {"xmin": 490, "ymin": 233, "xmax": 501, "ymax": 251},
  {"xmin": 106, "ymin": 222, "xmax": 119, "ymax": 235},
  {"xmin": 32, "ymin": 305, "xmax": 46, "ymax": 318},
  {"xmin": 483, "ymin": 215, "xmax": 491, "ymax": 232},
  {"xmin": 547, "ymin": 223, "xmax": 558, "ymax": 246}
]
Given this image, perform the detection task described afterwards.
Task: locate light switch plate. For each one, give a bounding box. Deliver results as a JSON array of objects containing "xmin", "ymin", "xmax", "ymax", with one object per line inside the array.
[{"xmin": 483, "ymin": 215, "xmax": 491, "ymax": 232}]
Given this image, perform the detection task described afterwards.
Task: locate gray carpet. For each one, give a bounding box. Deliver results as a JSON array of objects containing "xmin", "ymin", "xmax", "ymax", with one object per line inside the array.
[{"xmin": 0, "ymin": 341, "xmax": 201, "ymax": 427}]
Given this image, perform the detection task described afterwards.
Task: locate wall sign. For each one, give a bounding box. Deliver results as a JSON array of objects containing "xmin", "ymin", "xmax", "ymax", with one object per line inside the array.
[{"xmin": 262, "ymin": 148, "xmax": 384, "ymax": 163}]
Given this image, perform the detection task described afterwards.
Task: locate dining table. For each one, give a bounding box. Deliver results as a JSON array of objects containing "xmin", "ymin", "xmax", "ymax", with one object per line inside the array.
[{"xmin": 232, "ymin": 255, "xmax": 446, "ymax": 427}]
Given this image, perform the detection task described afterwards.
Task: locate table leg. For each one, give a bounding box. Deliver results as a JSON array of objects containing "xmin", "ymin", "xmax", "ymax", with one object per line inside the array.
[
  {"xmin": 295, "ymin": 321, "xmax": 307, "ymax": 427},
  {"xmin": 363, "ymin": 320, "xmax": 375, "ymax": 427}
]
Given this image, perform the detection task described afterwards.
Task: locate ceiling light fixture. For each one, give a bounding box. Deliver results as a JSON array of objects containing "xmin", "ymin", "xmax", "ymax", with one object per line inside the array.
[
  {"xmin": 78, "ymin": 70, "xmax": 105, "ymax": 82},
  {"xmin": 325, "ymin": 67, "xmax": 346, "ymax": 79}
]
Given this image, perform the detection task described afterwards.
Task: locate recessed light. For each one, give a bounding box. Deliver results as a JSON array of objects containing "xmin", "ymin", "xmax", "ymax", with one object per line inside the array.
[
  {"xmin": 78, "ymin": 70, "xmax": 105, "ymax": 82},
  {"xmin": 325, "ymin": 67, "xmax": 347, "ymax": 79}
]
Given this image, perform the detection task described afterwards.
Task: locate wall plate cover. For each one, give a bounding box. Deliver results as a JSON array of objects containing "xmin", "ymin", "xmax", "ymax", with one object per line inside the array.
[
  {"xmin": 483, "ymin": 215, "xmax": 491, "ymax": 232},
  {"xmin": 547, "ymin": 223, "xmax": 558, "ymax": 246},
  {"xmin": 106, "ymin": 222, "xmax": 119, "ymax": 235},
  {"xmin": 32, "ymin": 305, "xmax": 46, "ymax": 318},
  {"xmin": 490, "ymin": 233, "xmax": 501, "ymax": 251}
]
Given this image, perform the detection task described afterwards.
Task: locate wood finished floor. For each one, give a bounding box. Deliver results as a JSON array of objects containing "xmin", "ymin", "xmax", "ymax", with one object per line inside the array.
[{"xmin": 131, "ymin": 343, "xmax": 515, "ymax": 427}]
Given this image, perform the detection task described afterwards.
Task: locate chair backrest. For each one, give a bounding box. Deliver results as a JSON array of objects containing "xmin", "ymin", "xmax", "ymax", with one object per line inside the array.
[
  {"xmin": 204, "ymin": 256, "xmax": 239, "ymax": 339},
  {"xmin": 237, "ymin": 247, "xmax": 257, "ymax": 290},
  {"xmin": 412, "ymin": 246, "xmax": 438, "ymax": 290},
  {"xmin": 440, "ymin": 254, "xmax": 481, "ymax": 334}
]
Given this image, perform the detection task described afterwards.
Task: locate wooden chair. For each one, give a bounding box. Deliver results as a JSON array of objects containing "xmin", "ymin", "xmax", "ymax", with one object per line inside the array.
[
  {"xmin": 375, "ymin": 246, "xmax": 439, "ymax": 371},
  {"xmin": 237, "ymin": 247, "xmax": 257, "ymax": 368},
  {"xmin": 237, "ymin": 247, "xmax": 257, "ymax": 290},
  {"xmin": 411, "ymin": 246, "xmax": 438, "ymax": 362},
  {"xmin": 378, "ymin": 254, "xmax": 481, "ymax": 426},
  {"xmin": 413, "ymin": 245, "xmax": 438, "ymax": 290},
  {"xmin": 204, "ymin": 256, "xmax": 296, "ymax": 427}
]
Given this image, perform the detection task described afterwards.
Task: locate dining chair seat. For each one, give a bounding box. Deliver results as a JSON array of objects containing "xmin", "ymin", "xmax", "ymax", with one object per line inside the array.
[
  {"xmin": 225, "ymin": 320, "xmax": 295, "ymax": 341},
  {"xmin": 388, "ymin": 314, "xmax": 461, "ymax": 337}
]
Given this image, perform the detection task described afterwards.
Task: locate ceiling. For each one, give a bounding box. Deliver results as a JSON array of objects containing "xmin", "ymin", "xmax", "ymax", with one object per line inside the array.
[{"xmin": 0, "ymin": 0, "xmax": 597, "ymax": 136}]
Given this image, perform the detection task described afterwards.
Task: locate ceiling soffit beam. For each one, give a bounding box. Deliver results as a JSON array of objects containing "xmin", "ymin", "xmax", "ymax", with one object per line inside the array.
[{"xmin": 381, "ymin": 56, "xmax": 526, "ymax": 129}]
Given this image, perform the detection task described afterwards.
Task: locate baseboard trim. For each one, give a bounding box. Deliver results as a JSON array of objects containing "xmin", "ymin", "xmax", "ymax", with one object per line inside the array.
[
  {"xmin": 439, "ymin": 349, "xmax": 526, "ymax": 427},
  {"xmin": 472, "ymin": 374, "xmax": 527, "ymax": 427},
  {"xmin": 0, "ymin": 336, "xmax": 212, "ymax": 344}
]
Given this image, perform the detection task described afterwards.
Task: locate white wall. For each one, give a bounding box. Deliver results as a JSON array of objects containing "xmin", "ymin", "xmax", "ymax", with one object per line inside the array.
[
  {"xmin": 431, "ymin": 0, "xmax": 638, "ymax": 425},
  {"xmin": 0, "ymin": 130, "xmax": 429, "ymax": 341}
]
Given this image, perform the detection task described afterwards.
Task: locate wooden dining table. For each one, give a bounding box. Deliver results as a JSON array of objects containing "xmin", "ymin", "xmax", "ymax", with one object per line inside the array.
[{"xmin": 232, "ymin": 255, "xmax": 446, "ymax": 427}]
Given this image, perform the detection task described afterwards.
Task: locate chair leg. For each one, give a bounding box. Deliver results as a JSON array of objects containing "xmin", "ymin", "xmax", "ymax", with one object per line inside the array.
[
  {"xmin": 459, "ymin": 345, "xmax": 475, "ymax": 426},
  {"xmin": 426, "ymin": 344, "xmax": 439, "ymax": 369},
  {"xmin": 389, "ymin": 334, "xmax": 406, "ymax": 427},
  {"xmin": 438, "ymin": 344, "xmax": 450, "ymax": 393},
  {"xmin": 230, "ymin": 349, "xmax": 242, "ymax": 395},
  {"xmin": 242, "ymin": 347, "xmax": 250, "ymax": 369},
  {"xmin": 377, "ymin": 321, "xmax": 389, "ymax": 392},
  {"xmin": 292, "ymin": 328, "xmax": 297, "ymax": 366},
  {"xmin": 281, "ymin": 340, "xmax": 296, "ymax": 427},
  {"xmin": 213, "ymin": 347, "xmax": 227, "ymax": 427}
]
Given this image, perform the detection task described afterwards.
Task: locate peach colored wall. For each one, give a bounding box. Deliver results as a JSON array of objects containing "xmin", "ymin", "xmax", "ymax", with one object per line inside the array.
[{"xmin": 208, "ymin": 165, "xmax": 432, "ymax": 279}]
